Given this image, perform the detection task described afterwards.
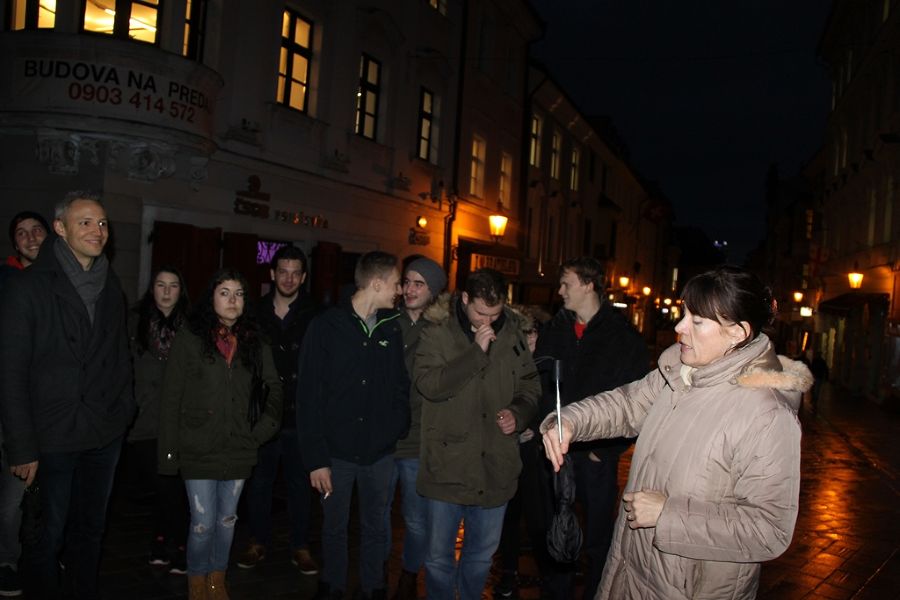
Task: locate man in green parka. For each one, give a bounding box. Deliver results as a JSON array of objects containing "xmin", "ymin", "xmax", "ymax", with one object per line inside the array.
[{"xmin": 414, "ymin": 268, "xmax": 539, "ymax": 600}]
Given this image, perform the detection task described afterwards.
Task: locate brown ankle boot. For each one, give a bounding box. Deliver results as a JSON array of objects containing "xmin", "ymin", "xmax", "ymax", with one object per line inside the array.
[
  {"xmin": 208, "ymin": 570, "xmax": 230, "ymax": 600},
  {"xmin": 391, "ymin": 569, "xmax": 418, "ymax": 600},
  {"xmin": 188, "ymin": 574, "xmax": 209, "ymax": 600}
]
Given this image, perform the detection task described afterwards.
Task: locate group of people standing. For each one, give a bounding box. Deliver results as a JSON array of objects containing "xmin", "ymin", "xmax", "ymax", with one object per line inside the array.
[{"xmin": 0, "ymin": 189, "xmax": 811, "ymax": 600}]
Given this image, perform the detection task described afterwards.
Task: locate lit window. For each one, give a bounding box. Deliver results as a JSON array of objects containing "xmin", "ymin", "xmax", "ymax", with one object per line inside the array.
[
  {"xmin": 469, "ymin": 136, "xmax": 486, "ymax": 198},
  {"xmin": 550, "ymin": 131, "xmax": 561, "ymax": 179},
  {"xmin": 355, "ymin": 54, "xmax": 381, "ymax": 140},
  {"xmin": 277, "ymin": 10, "xmax": 313, "ymax": 113},
  {"xmin": 83, "ymin": 0, "xmax": 159, "ymax": 44},
  {"xmin": 10, "ymin": 0, "xmax": 55, "ymax": 29},
  {"xmin": 428, "ymin": 0, "xmax": 447, "ymax": 16},
  {"xmin": 499, "ymin": 152, "xmax": 512, "ymax": 205},
  {"xmin": 529, "ymin": 115, "xmax": 542, "ymax": 167},
  {"xmin": 182, "ymin": 0, "xmax": 206, "ymax": 60},
  {"xmin": 570, "ymin": 147, "xmax": 580, "ymax": 191},
  {"xmin": 417, "ymin": 88, "xmax": 440, "ymax": 164}
]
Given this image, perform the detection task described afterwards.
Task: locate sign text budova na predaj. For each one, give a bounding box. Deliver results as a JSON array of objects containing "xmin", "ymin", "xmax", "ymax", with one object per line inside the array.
[{"xmin": 12, "ymin": 57, "xmax": 216, "ymax": 138}]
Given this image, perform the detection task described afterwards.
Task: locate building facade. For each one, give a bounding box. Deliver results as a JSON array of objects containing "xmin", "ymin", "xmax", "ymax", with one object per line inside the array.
[{"xmin": 814, "ymin": 0, "xmax": 900, "ymax": 403}]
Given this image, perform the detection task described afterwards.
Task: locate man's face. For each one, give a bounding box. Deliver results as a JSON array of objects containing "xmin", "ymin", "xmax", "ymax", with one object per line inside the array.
[
  {"xmin": 462, "ymin": 292, "xmax": 504, "ymax": 329},
  {"xmin": 271, "ymin": 258, "xmax": 306, "ymax": 298},
  {"xmin": 374, "ymin": 267, "xmax": 402, "ymax": 310},
  {"xmin": 13, "ymin": 218, "xmax": 48, "ymax": 265},
  {"xmin": 402, "ymin": 269, "xmax": 433, "ymax": 311},
  {"xmin": 558, "ymin": 269, "xmax": 595, "ymax": 313},
  {"xmin": 53, "ymin": 199, "xmax": 108, "ymax": 267}
]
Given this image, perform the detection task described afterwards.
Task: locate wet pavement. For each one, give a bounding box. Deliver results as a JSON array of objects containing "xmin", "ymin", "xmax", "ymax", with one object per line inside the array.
[{"xmin": 88, "ymin": 382, "xmax": 900, "ymax": 599}]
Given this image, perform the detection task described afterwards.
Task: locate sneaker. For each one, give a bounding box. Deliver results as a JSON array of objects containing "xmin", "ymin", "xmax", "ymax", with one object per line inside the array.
[
  {"xmin": 0, "ymin": 565, "xmax": 22, "ymax": 597},
  {"xmin": 148, "ymin": 536, "xmax": 170, "ymax": 566},
  {"xmin": 236, "ymin": 542, "xmax": 266, "ymax": 569},
  {"xmin": 291, "ymin": 548, "xmax": 319, "ymax": 575},
  {"xmin": 168, "ymin": 546, "xmax": 187, "ymax": 575},
  {"xmin": 493, "ymin": 570, "xmax": 517, "ymax": 598}
]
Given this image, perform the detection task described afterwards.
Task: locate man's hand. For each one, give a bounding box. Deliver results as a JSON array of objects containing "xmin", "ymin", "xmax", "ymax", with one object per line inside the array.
[
  {"xmin": 310, "ymin": 467, "xmax": 332, "ymax": 496},
  {"xmin": 622, "ymin": 489, "xmax": 667, "ymax": 529},
  {"xmin": 495, "ymin": 409, "xmax": 516, "ymax": 435},
  {"xmin": 11, "ymin": 461, "xmax": 38, "ymax": 487},
  {"xmin": 474, "ymin": 324, "xmax": 496, "ymax": 353},
  {"xmin": 541, "ymin": 418, "xmax": 573, "ymax": 472}
]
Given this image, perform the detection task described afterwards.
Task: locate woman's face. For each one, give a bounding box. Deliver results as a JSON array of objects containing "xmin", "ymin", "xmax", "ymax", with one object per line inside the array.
[
  {"xmin": 674, "ymin": 307, "xmax": 746, "ymax": 367},
  {"xmin": 213, "ymin": 279, "xmax": 245, "ymax": 327},
  {"xmin": 152, "ymin": 271, "xmax": 182, "ymax": 316}
]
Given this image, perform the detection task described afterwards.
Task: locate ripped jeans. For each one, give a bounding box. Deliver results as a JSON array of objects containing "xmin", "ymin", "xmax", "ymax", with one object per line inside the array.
[{"xmin": 183, "ymin": 479, "xmax": 245, "ymax": 575}]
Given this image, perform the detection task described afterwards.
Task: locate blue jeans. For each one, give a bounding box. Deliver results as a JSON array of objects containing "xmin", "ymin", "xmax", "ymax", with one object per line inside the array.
[
  {"xmin": 25, "ymin": 436, "xmax": 122, "ymax": 600},
  {"xmin": 0, "ymin": 453, "xmax": 25, "ymax": 567},
  {"xmin": 244, "ymin": 428, "xmax": 311, "ymax": 549},
  {"xmin": 389, "ymin": 458, "xmax": 428, "ymax": 573},
  {"xmin": 184, "ymin": 479, "xmax": 244, "ymax": 575},
  {"xmin": 322, "ymin": 456, "xmax": 393, "ymax": 593},
  {"xmin": 425, "ymin": 498, "xmax": 507, "ymax": 600}
]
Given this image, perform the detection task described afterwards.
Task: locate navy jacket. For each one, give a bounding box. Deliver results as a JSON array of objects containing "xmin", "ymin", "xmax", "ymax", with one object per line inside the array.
[
  {"xmin": 534, "ymin": 302, "xmax": 649, "ymax": 459},
  {"xmin": 296, "ymin": 303, "xmax": 410, "ymax": 470},
  {"xmin": 0, "ymin": 242, "xmax": 134, "ymax": 464}
]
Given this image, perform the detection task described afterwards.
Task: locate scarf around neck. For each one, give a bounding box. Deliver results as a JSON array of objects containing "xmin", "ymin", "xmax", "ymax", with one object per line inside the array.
[{"xmin": 54, "ymin": 237, "xmax": 108, "ymax": 324}]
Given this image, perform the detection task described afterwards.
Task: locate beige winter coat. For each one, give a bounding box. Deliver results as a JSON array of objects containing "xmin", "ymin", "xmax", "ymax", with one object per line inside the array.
[{"xmin": 541, "ymin": 334, "xmax": 810, "ymax": 600}]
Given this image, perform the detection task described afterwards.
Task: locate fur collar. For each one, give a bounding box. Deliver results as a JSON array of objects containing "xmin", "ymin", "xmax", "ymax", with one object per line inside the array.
[{"xmin": 737, "ymin": 356, "xmax": 813, "ymax": 393}]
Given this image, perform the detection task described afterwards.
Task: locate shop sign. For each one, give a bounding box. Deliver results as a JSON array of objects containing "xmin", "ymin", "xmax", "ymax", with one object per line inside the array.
[{"xmin": 470, "ymin": 253, "xmax": 520, "ymax": 276}]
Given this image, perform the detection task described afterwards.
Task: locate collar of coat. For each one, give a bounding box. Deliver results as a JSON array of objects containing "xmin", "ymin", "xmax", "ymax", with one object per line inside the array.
[
  {"xmin": 423, "ymin": 292, "xmax": 532, "ymax": 334},
  {"xmin": 658, "ymin": 333, "xmax": 813, "ymax": 409}
]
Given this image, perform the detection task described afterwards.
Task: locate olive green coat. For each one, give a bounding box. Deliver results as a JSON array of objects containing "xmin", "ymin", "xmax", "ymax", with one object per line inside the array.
[{"xmin": 157, "ymin": 329, "xmax": 282, "ymax": 480}]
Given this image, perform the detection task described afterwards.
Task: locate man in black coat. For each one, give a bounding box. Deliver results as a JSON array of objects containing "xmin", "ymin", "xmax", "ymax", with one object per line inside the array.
[
  {"xmin": 238, "ymin": 245, "xmax": 319, "ymax": 575},
  {"xmin": 0, "ymin": 192, "xmax": 134, "ymax": 599},
  {"xmin": 534, "ymin": 257, "xmax": 649, "ymax": 600}
]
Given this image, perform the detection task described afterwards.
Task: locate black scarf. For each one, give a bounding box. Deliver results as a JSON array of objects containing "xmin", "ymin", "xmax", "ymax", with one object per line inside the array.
[{"xmin": 54, "ymin": 237, "xmax": 108, "ymax": 324}]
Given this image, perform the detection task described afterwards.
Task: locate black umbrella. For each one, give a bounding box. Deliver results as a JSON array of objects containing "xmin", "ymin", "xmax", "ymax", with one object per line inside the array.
[{"xmin": 546, "ymin": 359, "xmax": 582, "ymax": 563}]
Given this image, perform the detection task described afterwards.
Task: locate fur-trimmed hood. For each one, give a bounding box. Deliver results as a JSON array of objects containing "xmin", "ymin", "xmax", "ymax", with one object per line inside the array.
[{"xmin": 422, "ymin": 291, "xmax": 533, "ymax": 333}]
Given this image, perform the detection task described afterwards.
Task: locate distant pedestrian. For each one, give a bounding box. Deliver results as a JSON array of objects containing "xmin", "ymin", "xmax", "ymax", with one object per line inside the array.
[
  {"xmin": 297, "ymin": 251, "xmax": 410, "ymax": 600},
  {"xmin": 158, "ymin": 269, "xmax": 283, "ymax": 600},
  {"xmin": 542, "ymin": 266, "xmax": 810, "ymax": 600},
  {"xmin": 128, "ymin": 266, "xmax": 190, "ymax": 574},
  {"xmin": 239, "ymin": 245, "xmax": 320, "ymax": 575},
  {"xmin": 809, "ymin": 352, "xmax": 829, "ymax": 414},
  {"xmin": 414, "ymin": 269, "xmax": 540, "ymax": 600}
]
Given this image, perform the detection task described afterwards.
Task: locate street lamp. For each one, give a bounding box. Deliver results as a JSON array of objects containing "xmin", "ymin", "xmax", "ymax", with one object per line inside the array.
[
  {"xmin": 619, "ymin": 276, "xmax": 630, "ymax": 289},
  {"xmin": 848, "ymin": 262, "xmax": 863, "ymax": 289},
  {"xmin": 488, "ymin": 200, "xmax": 508, "ymax": 243},
  {"xmin": 642, "ymin": 286, "xmax": 651, "ymax": 296},
  {"xmin": 793, "ymin": 291, "xmax": 803, "ymax": 303}
]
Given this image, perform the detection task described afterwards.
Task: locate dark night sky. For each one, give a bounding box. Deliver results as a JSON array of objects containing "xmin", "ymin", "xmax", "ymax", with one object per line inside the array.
[{"xmin": 529, "ymin": 0, "xmax": 834, "ymax": 263}]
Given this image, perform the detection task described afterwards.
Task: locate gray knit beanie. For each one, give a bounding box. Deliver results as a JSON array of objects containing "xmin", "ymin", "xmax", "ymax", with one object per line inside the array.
[{"xmin": 406, "ymin": 257, "xmax": 447, "ymax": 295}]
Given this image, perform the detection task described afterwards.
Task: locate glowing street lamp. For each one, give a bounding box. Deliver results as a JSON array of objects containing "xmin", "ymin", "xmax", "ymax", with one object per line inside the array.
[
  {"xmin": 848, "ymin": 263, "xmax": 863, "ymax": 290},
  {"xmin": 488, "ymin": 201, "xmax": 508, "ymax": 243},
  {"xmin": 618, "ymin": 276, "xmax": 630, "ymax": 289},
  {"xmin": 642, "ymin": 286, "xmax": 652, "ymax": 296},
  {"xmin": 793, "ymin": 291, "xmax": 804, "ymax": 303}
]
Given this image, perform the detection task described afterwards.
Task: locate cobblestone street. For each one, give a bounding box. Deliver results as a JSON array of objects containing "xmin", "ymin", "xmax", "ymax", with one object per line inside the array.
[{"xmin": 93, "ymin": 382, "xmax": 900, "ymax": 599}]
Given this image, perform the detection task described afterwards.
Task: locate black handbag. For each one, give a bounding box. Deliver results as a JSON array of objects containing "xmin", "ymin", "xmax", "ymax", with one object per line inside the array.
[{"xmin": 248, "ymin": 360, "xmax": 269, "ymax": 429}]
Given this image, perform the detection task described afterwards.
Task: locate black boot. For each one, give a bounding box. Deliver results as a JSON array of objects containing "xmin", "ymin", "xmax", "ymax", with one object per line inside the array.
[{"xmin": 391, "ymin": 570, "xmax": 418, "ymax": 600}]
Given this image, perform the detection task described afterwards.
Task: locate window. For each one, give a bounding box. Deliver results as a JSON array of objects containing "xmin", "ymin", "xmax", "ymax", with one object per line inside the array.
[
  {"xmin": 428, "ymin": 0, "xmax": 447, "ymax": 16},
  {"xmin": 529, "ymin": 115, "xmax": 542, "ymax": 167},
  {"xmin": 83, "ymin": 0, "xmax": 159, "ymax": 44},
  {"xmin": 182, "ymin": 0, "xmax": 206, "ymax": 60},
  {"xmin": 805, "ymin": 209, "xmax": 814, "ymax": 240},
  {"xmin": 277, "ymin": 10, "xmax": 313, "ymax": 113},
  {"xmin": 417, "ymin": 88, "xmax": 439, "ymax": 163},
  {"xmin": 884, "ymin": 175, "xmax": 894, "ymax": 243},
  {"xmin": 469, "ymin": 136, "xmax": 486, "ymax": 198},
  {"xmin": 355, "ymin": 54, "xmax": 381, "ymax": 140},
  {"xmin": 499, "ymin": 152, "xmax": 512, "ymax": 205},
  {"xmin": 10, "ymin": 0, "xmax": 55, "ymax": 29},
  {"xmin": 884, "ymin": 0, "xmax": 892, "ymax": 22},
  {"xmin": 550, "ymin": 131, "xmax": 561, "ymax": 179},
  {"xmin": 867, "ymin": 189, "xmax": 877, "ymax": 247},
  {"xmin": 570, "ymin": 148, "xmax": 580, "ymax": 191}
]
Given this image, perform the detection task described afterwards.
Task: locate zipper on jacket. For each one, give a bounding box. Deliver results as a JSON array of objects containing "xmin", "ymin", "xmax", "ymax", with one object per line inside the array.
[{"xmin": 355, "ymin": 311, "xmax": 401, "ymax": 338}]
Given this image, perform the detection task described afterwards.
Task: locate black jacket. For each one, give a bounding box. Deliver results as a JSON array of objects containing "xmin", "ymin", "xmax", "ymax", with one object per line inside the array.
[
  {"xmin": 296, "ymin": 304, "xmax": 410, "ymax": 470},
  {"xmin": 534, "ymin": 303, "xmax": 649, "ymax": 458},
  {"xmin": 0, "ymin": 242, "xmax": 134, "ymax": 464},
  {"xmin": 256, "ymin": 290, "xmax": 317, "ymax": 427}
]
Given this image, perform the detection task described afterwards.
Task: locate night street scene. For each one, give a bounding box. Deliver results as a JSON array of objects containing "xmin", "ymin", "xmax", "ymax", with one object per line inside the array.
[{"xmin": 0, "ymin": 0, "xmax": 899, "ymax": 599}]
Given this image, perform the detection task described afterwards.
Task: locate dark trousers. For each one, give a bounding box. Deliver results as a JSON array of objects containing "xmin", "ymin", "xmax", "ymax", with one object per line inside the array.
[
  {"xmin": 24, "ymin": 436, "xmax": 122, "ymax": 600},
  {"xmin": 244, "ymin": 427, "xmax": 312, "ymax": 550},
  {"xmin": 129, "ymin": 439, "xmax": 188, "ymax": 546}
]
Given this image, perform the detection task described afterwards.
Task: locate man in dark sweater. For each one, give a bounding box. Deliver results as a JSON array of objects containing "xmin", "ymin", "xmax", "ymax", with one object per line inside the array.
[
  {"xmin": 534, "ymin": 257, "xmax": 649, "ymax": 599},
  {"xmin": 0, "ymin": 192, "xmax": 134, "ymax": 599},
  {"xmin": 297, "ymin": 251, "xmax": 410, "ymax": 600},
  {"xmin": 238, "ymin": 245, "xmax": 319, "ymax": 575}
]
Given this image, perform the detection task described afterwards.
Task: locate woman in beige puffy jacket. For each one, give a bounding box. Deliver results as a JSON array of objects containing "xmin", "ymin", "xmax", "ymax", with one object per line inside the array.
[{"xmin": 542, "ymin": 266, "xmax": 811, "ymax": 600}]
